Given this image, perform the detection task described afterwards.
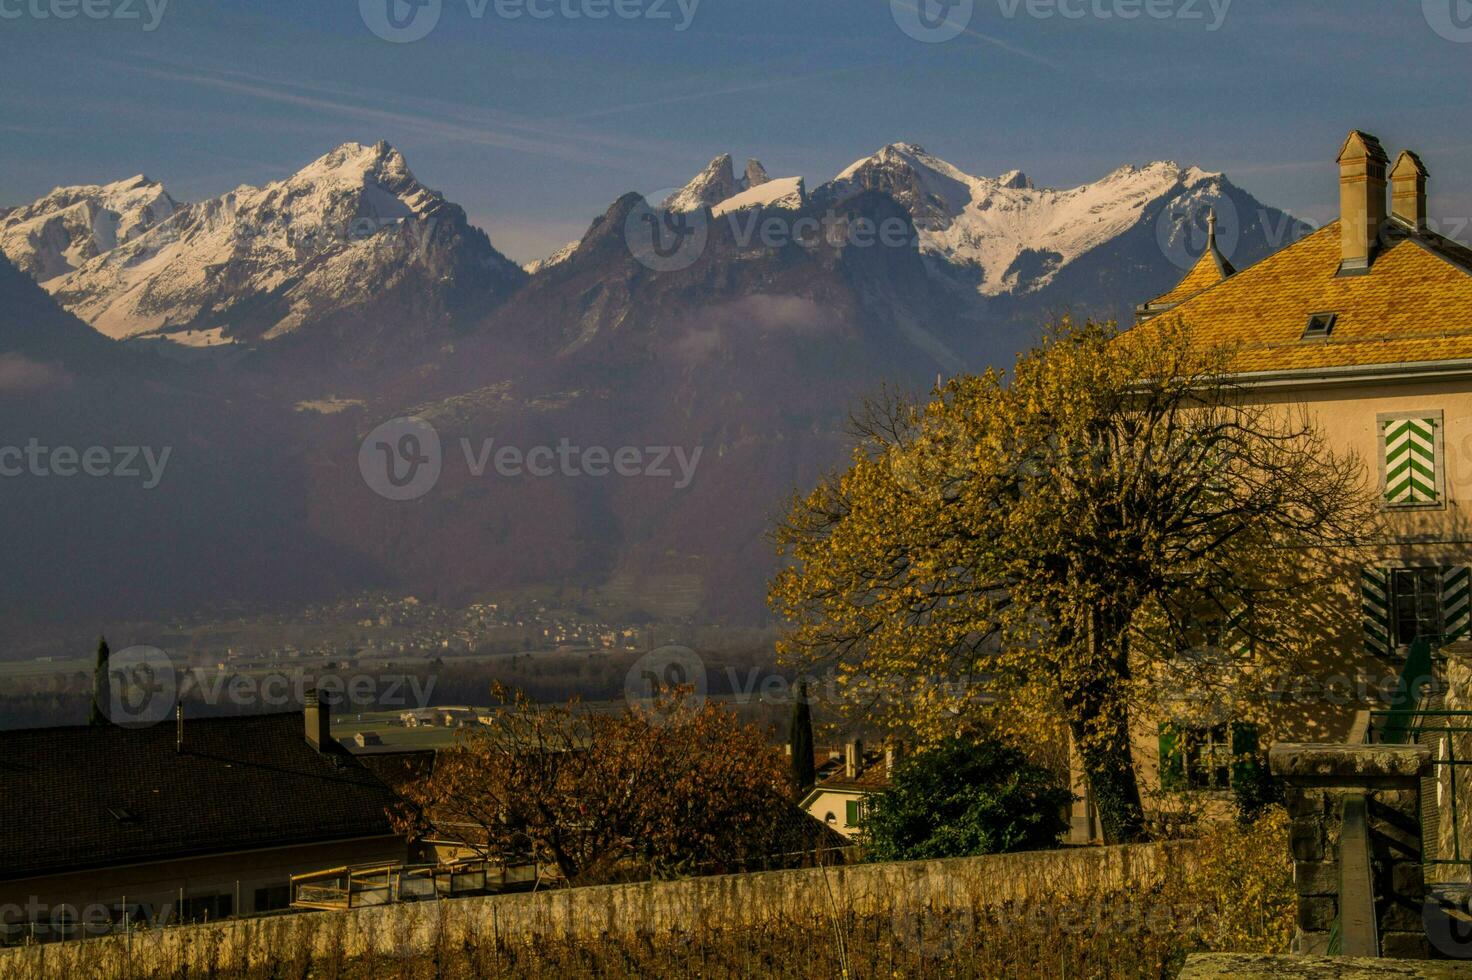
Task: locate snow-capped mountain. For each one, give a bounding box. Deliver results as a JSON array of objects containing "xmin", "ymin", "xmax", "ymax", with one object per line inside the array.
[
  {"xmin": 13, "ymin": 141, "xmax": 524, "ymax": 350},
  {"xmin": 0, "ymin": 137, "xmax": 1302, "ymax": 626},
  {"xmin": 711, "ymin": 176, "xmax": 806, "ymax": 216},
  {"xmin": 0, "ymin": 175, "xmax": 178, "ymax": 284},
  {"xmin": 663, "ymin": 154, "xmax": 772, "ymax": 212},
  {"xmin": 820, "ymin": 142, "xmax": 1247, "ymax": 297}
]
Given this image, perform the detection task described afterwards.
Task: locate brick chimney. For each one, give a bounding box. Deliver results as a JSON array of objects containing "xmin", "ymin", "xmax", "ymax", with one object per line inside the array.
[
  {"xmin": 304, "ymin": 689, "xmax": 331, "ymax": 751},
  {"xmin": 1390, "ymin": 150, "xmax": 1428, "ymax": 233},
  {"xmin": 1336, "ymin": 130, "xmax": 1389, "ymax": 276},
  {"xmin": 844, "ymin": 737, "xmax": 863, "ymax": 779}
]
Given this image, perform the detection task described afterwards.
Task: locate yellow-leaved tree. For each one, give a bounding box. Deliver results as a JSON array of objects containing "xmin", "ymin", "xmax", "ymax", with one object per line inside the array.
[{"xmin": 770, "ymin": 318, "xmax": 1379, "ymax": 843}]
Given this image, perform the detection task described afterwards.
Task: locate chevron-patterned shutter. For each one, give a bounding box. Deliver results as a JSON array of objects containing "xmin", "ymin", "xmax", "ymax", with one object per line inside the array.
[
  {"xmin": 1443, "ymin": 565, "xmax": 1470, "ymax": 642},
  {"xmin": 1362, "ymin": 567, "xmax": 1390, "ymax": 657},
  {"xmin": 1222, "ymin": 600, "xmax": 1254, "ymax": 658},
  {"xmin": 1384, "ymin": 417, "xmax": 1438, "ymax": 504}
]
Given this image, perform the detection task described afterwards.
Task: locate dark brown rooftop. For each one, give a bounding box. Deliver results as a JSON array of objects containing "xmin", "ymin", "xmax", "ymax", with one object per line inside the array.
[{"xmin": 0, "ymin": 712, "xmax": 401, "ymax": 881}]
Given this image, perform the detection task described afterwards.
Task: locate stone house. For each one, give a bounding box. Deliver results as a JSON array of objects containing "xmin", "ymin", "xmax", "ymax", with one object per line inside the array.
[{"xmin": 1073, "ymin": 128, "xmax": 1472, "ymax": 840}]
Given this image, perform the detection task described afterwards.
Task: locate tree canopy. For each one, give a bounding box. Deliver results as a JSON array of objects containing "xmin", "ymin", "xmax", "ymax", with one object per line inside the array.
[
  {"xmin": 770, "ymin": 318, "xmax": 1377, "ymax": 842},
  {"xmin": 395, "ymin": 685, "xmax": 795, "ymax": 883}
]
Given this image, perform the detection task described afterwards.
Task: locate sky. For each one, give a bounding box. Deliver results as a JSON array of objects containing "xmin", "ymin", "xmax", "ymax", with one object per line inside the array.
[{"xmin": 2, "ymin": 0, "xmax": 1472, "ymax": 264}]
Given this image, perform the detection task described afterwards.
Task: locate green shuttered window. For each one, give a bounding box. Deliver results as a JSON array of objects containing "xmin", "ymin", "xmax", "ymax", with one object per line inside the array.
[{"xmin": 1362, "ymin": 564, "xmax": 1470, "ymax": 655}]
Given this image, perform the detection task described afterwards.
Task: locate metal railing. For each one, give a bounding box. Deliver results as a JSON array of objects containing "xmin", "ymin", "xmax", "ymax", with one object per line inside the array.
[
  {"xmin": 1369, "ymin": 634, "xmax": 1472, "ymax": 881},
  {"xmin": 290, "ymin": 858, "xmax": 541, "ymax": 911}
]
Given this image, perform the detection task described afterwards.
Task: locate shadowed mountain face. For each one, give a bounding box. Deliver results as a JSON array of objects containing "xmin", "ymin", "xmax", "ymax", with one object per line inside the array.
[{"xmin": 0, "ymin": 142, "xmax": 1299, "ymax": 625}]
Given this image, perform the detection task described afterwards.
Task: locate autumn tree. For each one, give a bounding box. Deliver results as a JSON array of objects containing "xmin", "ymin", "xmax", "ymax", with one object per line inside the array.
[
  {"xmin": 396, "ymin": 685, "xmax": 794, "ymax": 883},
  {"xmin": 769, "ymin": 318, "xmax": 1377, "ymax": 843}
]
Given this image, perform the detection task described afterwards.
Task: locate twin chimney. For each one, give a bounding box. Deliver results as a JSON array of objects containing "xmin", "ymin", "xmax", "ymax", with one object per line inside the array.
[
  {"xmin": 844, "ymin": 737, "xmax": 863, "ymax": 779},
  {"xmin": 1337, "ymin": 129, "xmax": 1430, "ymax": 275},
  {"xmin": 1391, "ymin": 149, "xmax": 1429, "ymax": 233},
  {"xmin": 304, "ymin": 689, "xmax": 332, "ymax": 752},
  {"xmin": 1336, "ymin": 130, "xmax": 1389, "ymax": 275}
]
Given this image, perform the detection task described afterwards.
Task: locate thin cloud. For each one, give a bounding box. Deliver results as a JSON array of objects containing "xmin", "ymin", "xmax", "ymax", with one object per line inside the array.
[
  {"xmin": 97, "ymin": 59, "xmax": 658, "ymax": 173},
  {"xmin": 555, "ymin": 64, "xmax": 871, "ymax": 121},
  {"xmin": 887, "ymin": 0, "xmax": 1062, "ymax": 68}
]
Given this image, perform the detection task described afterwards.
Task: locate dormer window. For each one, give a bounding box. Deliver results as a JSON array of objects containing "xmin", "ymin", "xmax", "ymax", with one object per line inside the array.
[{"xmin": 1302, "ymin": 312, "xmax": 1337, "ymax": 341}]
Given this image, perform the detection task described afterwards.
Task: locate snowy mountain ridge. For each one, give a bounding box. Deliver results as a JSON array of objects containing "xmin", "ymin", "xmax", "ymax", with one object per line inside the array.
[
  {"xmin": 31, "ymin": 141, "xmax": 521, "ymax": 343},
  {"xmin": 0, "ymin": 174, "xmax": 178, "ymax": 285},
  {"xmin": 824, "ymin": 142, "xmax": 1225, "ymax": 295}
]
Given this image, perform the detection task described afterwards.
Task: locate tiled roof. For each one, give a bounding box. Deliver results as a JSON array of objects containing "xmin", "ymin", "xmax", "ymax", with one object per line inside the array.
[
  {"xmin": 811, "ymin": 752, "xmax": 891, "ymax": 793},
  {"xmin": 1143, "ymin": 245, "xmax": 1235, "ymax": 311},
  {"xmin": 0, "ymin": 713, "xmax": 401, "ymax": 881},
  {"xmin": 1136, "ymin": 219, "xmax": 1472, "ymax": 374}
]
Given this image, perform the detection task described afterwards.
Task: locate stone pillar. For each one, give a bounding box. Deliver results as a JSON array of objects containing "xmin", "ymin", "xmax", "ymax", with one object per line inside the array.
[{"xmin": 1269, "ymin": 742, "xmax": 1431, "ymax": 959}]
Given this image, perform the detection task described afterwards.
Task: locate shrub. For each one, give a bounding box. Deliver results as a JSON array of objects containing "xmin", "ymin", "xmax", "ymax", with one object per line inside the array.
[
  {"xmin": 1168, "ymin": 805, "xmax": 1294, "ymax": 954},
  {"xmin": 861, "ymin": 736, "xmax": 1072, "ymax": 861}
]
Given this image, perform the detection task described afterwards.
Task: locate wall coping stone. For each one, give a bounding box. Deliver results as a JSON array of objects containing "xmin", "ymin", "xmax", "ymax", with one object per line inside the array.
[
  {"xmin": 1269, "ymin": 742, "xmax": 1431, "ymax": 783},
  {"xmin": 1442, "ymin": 640, "xmax": 1472, "ymax": 660},
  {"xmin": 1179, "ymin": 952, "xmax": 1472, "ymax": 978}
]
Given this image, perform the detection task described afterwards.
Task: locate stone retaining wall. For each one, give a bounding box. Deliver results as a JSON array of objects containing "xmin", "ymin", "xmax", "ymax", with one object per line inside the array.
[{"xmin": 1, "ymin": 841, "xmax": 1199, "ymax": 979}]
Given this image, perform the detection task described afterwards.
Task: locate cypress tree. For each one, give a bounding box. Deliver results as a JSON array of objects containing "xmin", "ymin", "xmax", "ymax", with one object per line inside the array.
[
  {"xmin": 789, "ymin": 680, "xmax": 815, "ymax": 791},
  {"xmin": 89, "ymin": 635, "xmax": 110, "ymax": 726}
]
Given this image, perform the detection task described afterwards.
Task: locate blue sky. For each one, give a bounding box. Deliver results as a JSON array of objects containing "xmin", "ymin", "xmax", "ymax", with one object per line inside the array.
[{"xmin": 2, "ymin": 0, "xmax": 1471, "ymax": 262}]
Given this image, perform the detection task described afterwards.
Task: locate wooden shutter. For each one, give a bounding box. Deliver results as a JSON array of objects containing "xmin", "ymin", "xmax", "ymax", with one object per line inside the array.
[
  {"xmin": 1158, "ymin": 723, "xmax": 1184, "ymax": 792},
  {"xmin": 845, "ymin": 800, "xmax": 860, "ymax": 825},
  {"xmin": 1384, "ymin": 417, "xmax": 1438, "ymax": 504},
  {"xmin": 1229, "ymin": 722, "xmax": 1260, "ymax": 789},
  {"xmin": 1443, "ymin": 565, "xmax": 1470, "ymax": 642},
  {"xmin": 1362, "ymin": 567, "xmax": 1390, "ymax": 657}
]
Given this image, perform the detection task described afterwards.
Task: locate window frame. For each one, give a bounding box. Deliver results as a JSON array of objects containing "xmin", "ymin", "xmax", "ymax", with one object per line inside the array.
[{"xmin": 1388, "ymin": 565, "xmax": 1444, "ymax": 649}]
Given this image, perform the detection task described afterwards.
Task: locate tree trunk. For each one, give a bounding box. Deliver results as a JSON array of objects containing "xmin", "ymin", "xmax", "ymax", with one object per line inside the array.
[
  {"xmin": 1070, "ymin": 712, "xmax": 1145, "ymax": 844},
  {"xmin": 1066, "ymin": 609, "xmax": 1146, "ymax": 844}
]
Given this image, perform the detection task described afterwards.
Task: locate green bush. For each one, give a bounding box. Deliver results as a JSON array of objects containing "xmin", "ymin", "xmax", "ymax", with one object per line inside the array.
[{"xmin": 861, "ymin": 736, "xmax": 1072, "ymax": 861}]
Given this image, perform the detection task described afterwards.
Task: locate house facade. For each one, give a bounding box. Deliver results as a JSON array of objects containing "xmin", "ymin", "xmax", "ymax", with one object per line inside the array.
[
  {"xmin": 798, "ymin": 740, "xmax": 893, "ymax": 840},
  {"xmin": 0, "ymin": 696, "xmax": 406, "ymax": 939},
  {"xmin": 1069, "ymin": 129, "xmax": 1472, "ymax": 840}
]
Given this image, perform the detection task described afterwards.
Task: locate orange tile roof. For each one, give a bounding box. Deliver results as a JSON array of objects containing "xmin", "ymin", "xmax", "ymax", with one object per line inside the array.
[
  {"xmin": 1136, "ymin": 220, "xmax": 1472, "ymax": 374},
  {"xmin": 1145, "ymin": 245, "xmax": 1234, "ymax": 309}
]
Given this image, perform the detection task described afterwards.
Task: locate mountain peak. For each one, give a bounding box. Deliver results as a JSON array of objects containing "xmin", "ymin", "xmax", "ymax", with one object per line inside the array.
[
  {"xmin": 665, "ymin": 153, "xmax": 771, "ymax": 212},
  {"xmin": 300, "ymin": 140, "xmax": 411, "ymax": 182},
  {"xmin": 997, "ymin": 169, "xmax": 1033, "ymax": 190}
]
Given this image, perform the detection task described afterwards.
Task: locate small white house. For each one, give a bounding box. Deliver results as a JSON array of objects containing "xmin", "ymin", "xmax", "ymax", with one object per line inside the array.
[{"xmin": 798, "ymin": 739, "xmax": 893, "ymax": 840}]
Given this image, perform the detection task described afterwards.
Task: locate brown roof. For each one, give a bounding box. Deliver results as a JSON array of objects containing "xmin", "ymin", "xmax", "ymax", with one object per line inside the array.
[
  {"xmin": 1136, "ymin": 218, "xmax": 1472, "ymax": 373},
  {"xmin": 811, "ymin": 751, "xmax": 891, "ymax": 793},
  {"xmin": 0, "ymin": 713, "xmax": 401, "ymax": 881}
]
